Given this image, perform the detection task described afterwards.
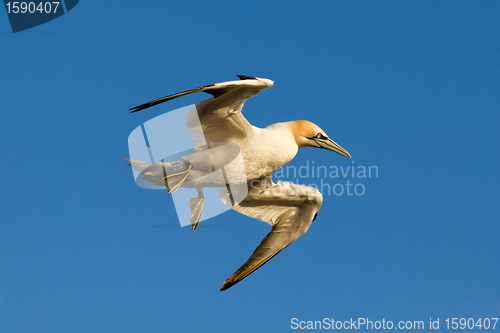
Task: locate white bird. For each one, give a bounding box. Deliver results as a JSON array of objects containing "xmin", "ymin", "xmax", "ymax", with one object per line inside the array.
[{"xmin": 128, "ymin": 75, "xmax": 351, "ymax": 291}]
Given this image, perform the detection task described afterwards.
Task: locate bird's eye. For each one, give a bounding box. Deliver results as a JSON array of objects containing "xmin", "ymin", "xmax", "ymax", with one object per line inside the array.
[{"xmin": 316, "ymin": 133, "xmax": 324, "ymax": 139}]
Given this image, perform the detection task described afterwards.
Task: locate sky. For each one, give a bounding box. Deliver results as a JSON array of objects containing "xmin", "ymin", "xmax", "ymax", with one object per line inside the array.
[{"xmin": 1, "ymin": 1, "xmax": 499, "ymax": 332}]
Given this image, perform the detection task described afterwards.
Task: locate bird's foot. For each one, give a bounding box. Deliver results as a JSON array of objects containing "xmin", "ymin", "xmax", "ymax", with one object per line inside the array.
[
  {"xmin": 189, "ymin": 196, "xmax": 204, "ymax": 231},
  {"xmin": 165, "ymin": 164, "xmax": 192, "ymax": 194}
]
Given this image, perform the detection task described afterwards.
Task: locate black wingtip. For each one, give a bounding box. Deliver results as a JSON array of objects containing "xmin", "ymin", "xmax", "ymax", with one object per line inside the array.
[
  {"xmin": 236, "ymin": 75, "xmax": 257, "ymax": 80},
  {"xmin": 220, "ymin": 282, "xmax": 232, "ymax": 291},
  {"xmin": 129, "ymin": 105, "xmax": 148, "ymax": 113}
]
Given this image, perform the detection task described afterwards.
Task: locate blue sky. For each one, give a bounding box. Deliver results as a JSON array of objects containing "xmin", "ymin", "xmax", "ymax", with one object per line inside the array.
[{"xmin": 1, "ymin": 1, "xmax": 499, "ymax": 332}]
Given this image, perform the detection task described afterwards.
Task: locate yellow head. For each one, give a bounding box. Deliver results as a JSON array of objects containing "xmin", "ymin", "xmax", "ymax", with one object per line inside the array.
[{"xmin": 289, "ymin": 120, "xmax": 351, "ymax": 158}]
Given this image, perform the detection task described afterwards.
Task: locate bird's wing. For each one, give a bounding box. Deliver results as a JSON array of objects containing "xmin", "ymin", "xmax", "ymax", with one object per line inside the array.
[
  {"xmin": 220, "ymin": 179, "xmax": 323, "ymax": 291},
  {"xmin": 130, "ymin": 76, "xmax": 274, "ymax": 143},
  {"xmin": 129, "ymin": 75, "xmax": 266, "ymax": 112}
]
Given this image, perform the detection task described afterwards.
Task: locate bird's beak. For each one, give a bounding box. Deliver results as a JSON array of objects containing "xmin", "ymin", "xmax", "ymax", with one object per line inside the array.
[{"xmin": 314, "ymin": 138, "xmax": 351, "ymax": 158}]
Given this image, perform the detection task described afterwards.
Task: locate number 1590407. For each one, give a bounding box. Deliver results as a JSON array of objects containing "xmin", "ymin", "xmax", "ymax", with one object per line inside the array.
[{"xmin": 5, "ymin": 2, "xmax": 60, "ymax": 14}]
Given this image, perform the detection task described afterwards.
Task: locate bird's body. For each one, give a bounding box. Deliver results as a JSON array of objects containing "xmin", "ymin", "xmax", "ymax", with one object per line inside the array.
[
  {"xmin": 219, "ymin": 122, "xmax": 299, "ymax": 179},
  {"xmin": 184, "ymin": 78, "xmax": 300, "ymax": 182},
  {"xmin": 128, "ymin": 76, "xmax": 351, "ymax": 290}
]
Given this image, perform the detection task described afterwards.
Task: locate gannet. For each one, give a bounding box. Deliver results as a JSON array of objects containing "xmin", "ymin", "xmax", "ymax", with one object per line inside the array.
[{"xmin": 128, "ymin": 75, "xmax": 351, "ymax": 290}]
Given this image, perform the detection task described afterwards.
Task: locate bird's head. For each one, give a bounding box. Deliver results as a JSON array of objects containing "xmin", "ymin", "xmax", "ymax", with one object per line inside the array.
[{"xmin": 290, "ymin": 120, "xmax": 351, "ymax": 158}]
